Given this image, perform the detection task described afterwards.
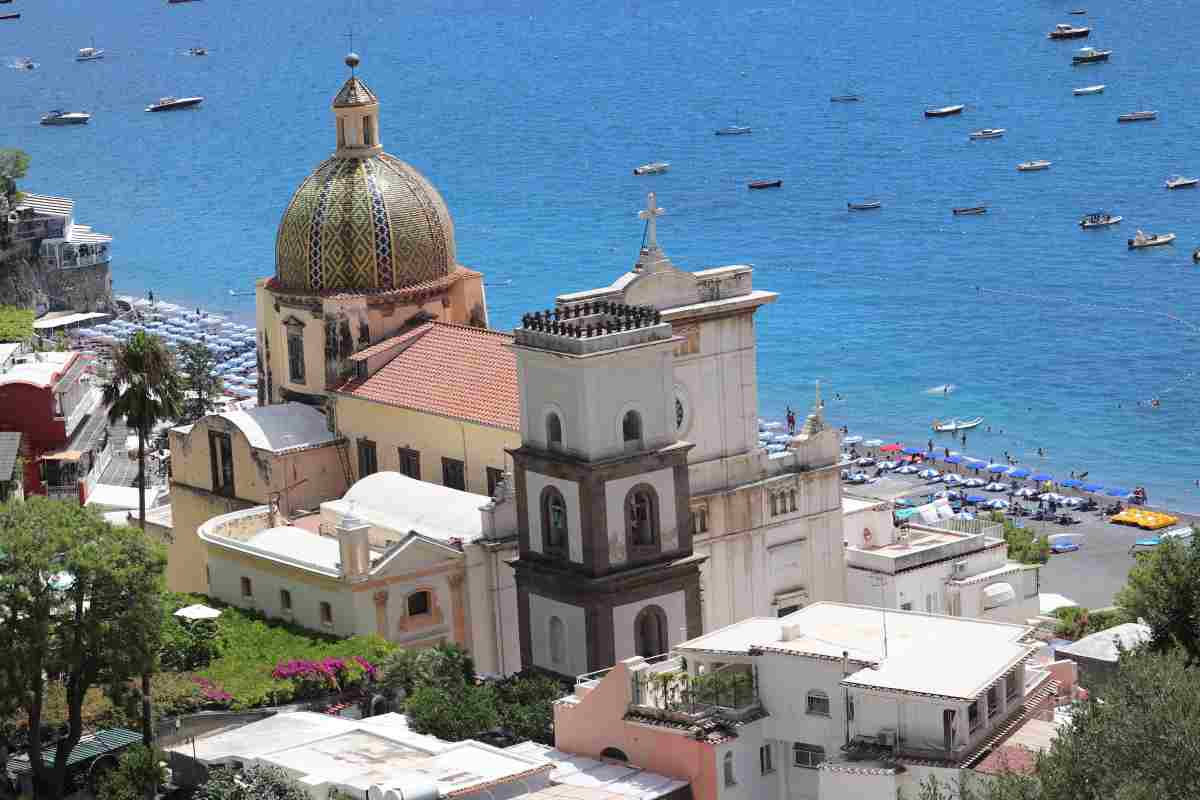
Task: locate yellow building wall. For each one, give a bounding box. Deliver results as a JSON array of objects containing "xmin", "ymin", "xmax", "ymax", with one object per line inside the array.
[{"xmin": 334, "ymin": 394, "xmax": 518, "ymax": 496}]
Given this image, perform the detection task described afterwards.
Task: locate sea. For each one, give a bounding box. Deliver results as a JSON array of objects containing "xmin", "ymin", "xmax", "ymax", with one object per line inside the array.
[{"xmin": 2, "ymin": 0, "xmax": 1198, "ymax": 510}]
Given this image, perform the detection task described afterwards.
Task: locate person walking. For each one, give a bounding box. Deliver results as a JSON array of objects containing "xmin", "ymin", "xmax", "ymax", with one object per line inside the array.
[{"xmin": 786, "ymin": 406, "xmax": 796, "ymax": 435}]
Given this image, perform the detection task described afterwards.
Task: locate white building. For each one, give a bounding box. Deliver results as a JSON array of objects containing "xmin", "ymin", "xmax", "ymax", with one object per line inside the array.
[
  {"xmin": 198, "ymin": 470, "xmax": 521, "ymax": 676},
  {"xmin": 843, "ymin": 498, "xmax": 1041, "ymax": 623}
]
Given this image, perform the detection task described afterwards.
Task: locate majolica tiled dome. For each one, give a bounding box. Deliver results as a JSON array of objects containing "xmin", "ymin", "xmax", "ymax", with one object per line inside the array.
[{"xmin": 274, "ymin": 68, "xmax": 456, "ymax": 294}]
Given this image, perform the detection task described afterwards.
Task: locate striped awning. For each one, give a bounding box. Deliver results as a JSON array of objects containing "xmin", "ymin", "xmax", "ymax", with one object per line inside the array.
[
  {"xmin": 6, "ymin": 728, "xmax": 141, "ymax": 775},
  {"xmin": 69, "ymin": 225, "xmax": 113, "ymax": 244},
  {"xmin": 17, "ymin": 192, "xmax": 74, "ymax": 218}
]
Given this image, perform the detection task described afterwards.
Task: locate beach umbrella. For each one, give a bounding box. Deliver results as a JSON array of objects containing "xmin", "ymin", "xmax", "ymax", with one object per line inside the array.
[
  {"xmin": 943, "ymin": 454, "xmax": 963, "ymax": 464},
  {"xmin": 985, "ymin": 482, "xmax": 1008, "ymax": 492},
  {"xmin": 963, "ymin": 478, "xmax": 986, "ymax": 488},
  {"xmin": 918, "ymin": 468, "xmax": 940, "ymax": 479},
  {"xmin": 879, "ymin": 443, "xmax": 902, "ymax": 453},
  {"xmin": 761, "ymin": 421, "xmax": 783, "ymax": 431},
  {"xmin": 902, "ymin": 446, "xmax": 923, "ymax": 455},
  {"xmin": 1060, "ymin": 479, "xmax": 1084, "ymax": 488},
  {"xmin": 855, "ymin": 457, "xmax": 876, "ymax": 466},
  {"xmin": 965, "ymin": 494, "xmax": 986, "ymax": 504},
  {"xmin": 963, "ymin": 457, "xmax": 987, "ymax": 468},
  {"xmin": 985, "ymin": 499, "xmax": 1010, "ymax": 510},
  {"xmin": 864, "ymin": 439, "xmax": 884, "ymax": 447},
  {"xmin": 1106, "ymin": 487, "xmax": 1132, "ymax": 497},
  {"xmin": 876, "ymin": 460, "xmax": 897, "ymax": 470},
  {"xmin": 895, "ymin": 464, "xmax": 919, "ymax": 475},
  {"xmin": 1007, "ymin": 467, "xmax": 1031, "ymax": 479},
  {"xmin": 1032, "ymin": 473, "xmax": 1053, "ymax": 482},
  {"xmin": 1062, "ymin": 497, "xmax": 1083, "ymax": 508},
  {"xmin": 766, "ymin": 443, "xmax": 787, "ymax": 453},
  {"xmin": 1082, "ymin": 483, "xmax": 1104, "ymax": 493},
  {"xmin": 1015, "ymin": 487, "xmax": 1038, "ymax": 498},
  {"xmin": 843, "ymin": 435, "xmax": 864, "ymax": 445},
  {"xmin": 987, "ymin": 463, "xmax": 1008, "ymax": 473},
  {"xmin": 943, "ymin": 473, "xmax": 964, "ymax": 484},
  {"xmin": 935, "ymin": 489, "xmax": 961, "ymax": 500},
  {"xmin": 1040, "ymin": 492, "xmax": 1066, "ymax": 502}
]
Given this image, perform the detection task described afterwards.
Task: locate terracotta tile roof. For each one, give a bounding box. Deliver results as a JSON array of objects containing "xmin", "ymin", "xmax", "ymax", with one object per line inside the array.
[
  {"xmin": 348, "ymin": 324, "xmax": 429, "ymax": 362},
  {"xmin": 336, "ymin": 322, "xmax": 519, "ymax": 431}
]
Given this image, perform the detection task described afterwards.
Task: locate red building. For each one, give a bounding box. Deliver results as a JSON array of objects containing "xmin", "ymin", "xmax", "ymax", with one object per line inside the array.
[{"xmin": 0, "ymin": 349, "xmax": 98, "ymax": 502}]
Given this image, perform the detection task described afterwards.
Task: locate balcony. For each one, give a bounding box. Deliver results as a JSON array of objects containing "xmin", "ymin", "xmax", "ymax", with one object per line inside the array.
[
  {"xmin": 628, "ymin": 658, "xmax": 761, "ymax": 724},
  {"xmin": 48, "ymin": 243, "xmax": 111, "ymax": 270}
]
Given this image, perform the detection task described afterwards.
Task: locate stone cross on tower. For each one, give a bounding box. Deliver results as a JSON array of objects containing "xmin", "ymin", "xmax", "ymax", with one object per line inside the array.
[{"xmin": 639, "ymin": 192, "xmax": 665, "ymax": 251}]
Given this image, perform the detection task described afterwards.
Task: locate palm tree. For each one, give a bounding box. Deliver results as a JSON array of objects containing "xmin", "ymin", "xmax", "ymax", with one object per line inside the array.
[{"xmin": 101, "ymin": 330, "xmax": 181, "ymax": 747}]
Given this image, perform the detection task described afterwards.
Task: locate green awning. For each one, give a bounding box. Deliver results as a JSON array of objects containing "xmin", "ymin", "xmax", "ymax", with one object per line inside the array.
[{"xmin": 6, "ymin": 728, "xmax": 141, "ymax": 775}]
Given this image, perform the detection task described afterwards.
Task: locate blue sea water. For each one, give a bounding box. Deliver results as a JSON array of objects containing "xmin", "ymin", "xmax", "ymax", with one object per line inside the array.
[{"xmin": 3, "ymin": 0, "xmax": 1198, "ymax": 509}]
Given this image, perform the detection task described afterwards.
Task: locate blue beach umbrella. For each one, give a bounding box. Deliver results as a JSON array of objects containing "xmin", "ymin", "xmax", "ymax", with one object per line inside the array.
[
  {"xmin": 1007, "ymin": 467, "xmax": 1031, "ymax": 479},
  {"xmin": 1082, "ymin": 483, "xmax": 1104, "ymax": 492},
  {"xmin": 1060, "ymin": 479, "xmax": 1084, "ymax": 488},
  {"xmin": 987, "ymin": 464, "xmax": 1008, "ymax": 473},
  {"xmin": 1106, "ymin": 487, "xmax": 1132, "ymax": 497},
  {"xmin": 902, "ymin": 446, "xmax": 923, "ymax": 455},
  {"xmin": 965, "ymin": 494, "xmax": 986, "ymax": 504},
  {"xmin": 1032, "ymin": 473, "xmax": 1053, "ymax": 482},
  {"xmin": 944, "ymin": 454, "xmax": 963, "ymax": 464}
]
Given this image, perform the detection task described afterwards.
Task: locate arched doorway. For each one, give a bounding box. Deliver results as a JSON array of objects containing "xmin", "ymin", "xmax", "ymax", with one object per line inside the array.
[{"xmin": 634, "ymin": 605, "xmax": 668, "ymax": 658}]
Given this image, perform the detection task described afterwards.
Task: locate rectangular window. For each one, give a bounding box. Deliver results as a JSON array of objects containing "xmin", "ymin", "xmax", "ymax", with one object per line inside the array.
[
  {"xmin": 320, "ymin": 601, "xmax": 333, "ymax": 625},
  {"xmin": 1006, "ymin": 673, "xmax": 1018, "ymax": 701},
  {"xmin": 968, "ymin": 701, "xmax": 980, "ymax": 732},
  {"xmin": 987, "ymin": 686, "xmax": 998, "ymax": 718},
  {"xmin": 358, "ymin": 439, "xmax": 378, "ymax": 479},
  {"xmin": 442, "ymin": 457, "xmax": 465, "ymax": 491},
  {"xmin": 398, "ymin": 447, "xmax": 421, "ymax": 480},
  {"xmin": 806, "ymin": 693, "xmax": 831, "ymax": 716},
  {"xmin": 280, "ymin": 589, "xmax": 292, "ymax": 611},
  {"xmin": 777, "ymin": 605, "xmax": 800, "ymax": 617},
  {"xmin": 287, "ymin": 331, "xmax": 305, "ymax": 384},
  {"xmin": 759, "ymin": 744, "xmax": 774, "ymax": 775},
  {"xmin": 240, "ymin": 576, "xmax": 252, "ymax": 598},
  {"xmin": 486, "ymin": 467, "xmax": 504, "ymax": 497},
  {"xmin": 900, "ymin": 602, "xmax": 913, "ymax": 611},
  {"xmin": 792, "ymin": 743, "xmax": 825, "ymax": 769},
  {"xmin": 209, "ymin": 431, "xmax": 234, "ymax": 495}
]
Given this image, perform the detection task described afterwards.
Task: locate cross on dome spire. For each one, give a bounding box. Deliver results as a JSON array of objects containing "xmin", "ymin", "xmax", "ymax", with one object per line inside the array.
[{"xmin": 639, "ymin": 192, "xmax": 665, "ymax": 251}]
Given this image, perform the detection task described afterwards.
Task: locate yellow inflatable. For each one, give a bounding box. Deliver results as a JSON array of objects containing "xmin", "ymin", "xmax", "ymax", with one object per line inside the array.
[{"xmin": 1110, "ymin": 509, "xmax": 1179, "ymax": 530}]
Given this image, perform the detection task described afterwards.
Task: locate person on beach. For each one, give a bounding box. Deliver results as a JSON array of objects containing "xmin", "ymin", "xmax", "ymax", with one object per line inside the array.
[
  {"xmin": 927, "ymin": 439, "xmax": 934, "ymax": 452},
  {"xmin": 786, "ymin": 406, "xmax": 796, "ymax": 435}
]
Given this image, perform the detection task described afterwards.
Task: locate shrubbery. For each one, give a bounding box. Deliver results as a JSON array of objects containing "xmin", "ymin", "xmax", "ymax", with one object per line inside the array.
[{"xmin": 1051, "ymin": 605, "xmax": 1130, "ymax": 640}]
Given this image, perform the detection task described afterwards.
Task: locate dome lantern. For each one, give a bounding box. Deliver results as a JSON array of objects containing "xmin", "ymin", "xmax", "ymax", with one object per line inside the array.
[{"xmin": 332, "ymin": 53, "xmax": 382, "ymax": 157}]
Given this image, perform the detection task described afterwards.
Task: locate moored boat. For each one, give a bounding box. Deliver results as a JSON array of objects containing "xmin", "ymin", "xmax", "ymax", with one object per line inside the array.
[
  {"xmin": 76, "ymin": 45, "xmax": 104, "ymax": 61},
  {"xmin": 1073, "ymin": 84, "xmax": 1104, "ymax": 95},
  {"xmin": 1073, "ymin": 47, "xmax": 1111, "ymax": 63},
  {"xmin": 1118, "ymin": 110, "xmax": 1157, "ymax": 122},
  {"xmin": 633, "ymin": 161, "xmax": 669, "ymax": 176},
  {"xmin": 1017, "ymin": 160, "xmax": 1052, "ymax": 171},
  {"xmin": 145, "ymin": 95, "xmax": 204, "ymax": 112},
  {"xmin": 1165, "ymin": 175, "xmax": 1198, "ymax": 189},
  {"xmin": 830, "ymin": 95, "xmax": 863, "ymax": 102},
  {"xmin": 932, "ymin": 417, "xmax": 984, "ymax": 432},
  {"xmin": 748, "ymin": 179, "xmax": 782, "ymax": 189},
  {"xmin": 847, "ymin": 200, "xmax": 881, "ymax": 210},
  {"xmin": 13, "ymin": 57, "xmax": 35, "ymax": 69},
  {"xmin": 188, "ymin": 47, "xmax": 208, "ymax": 56},
  {"xmin": 1128, "ymin": 230, "xmax": 1175, "ymax": 249},
  {"xmin": 1069, "ymin": 9, "xmax": 1087, "ymax": 14},
  {"xmin": 0, "ymin": 12, "xmax": 19, "ymax": 20},
  {"xmin": 1193, "ymin": 248, "xmax": 1200, "ymax": 263},
  {"xmin": 925, "ymin": 104, "xmax": 964, "ymax": 117},
  {"xmin": 1048, "ymin": 23, "xmax": 1090, "ymax": 39},
  {"xmin": 40, "ymin": 110, "xmax": 91, "ymax": 125},
  {"xmin": 715, "ymin": 125, "xmax": 752, "ymax": 136},
  {"xmin": 969, "ymin": 128, "xmax": 1005, "ymax": 140},
  {"xmin": 1080, "ymin": 212, "xmax": 1121, "ymax": 228},
  {"xmin": 952, "ymin": 206, "xmax": 987, "ymax": 215}
]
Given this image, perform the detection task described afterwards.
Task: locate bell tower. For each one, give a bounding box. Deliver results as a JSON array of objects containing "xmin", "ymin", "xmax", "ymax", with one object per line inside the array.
[{"xmin": 508, "ymin": 300, "xmax": 705, "ymax": 679}]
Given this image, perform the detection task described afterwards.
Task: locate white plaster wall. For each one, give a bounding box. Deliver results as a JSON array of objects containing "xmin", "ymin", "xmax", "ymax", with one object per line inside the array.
[
  {"xmin": 845, "ymin": 568, "xmax": 898, "ymax": 609},
  {"xmin": 843, "ymin": 505, "xmax": 896, "ymax": 549},
  {"xmin": 611, "ymin": 589, "xmax": 685, "ymax": 662},
  {"xmin": 896, "ymin": 567, "xmax": 949, "ymax": 614},
  {"xmin": 604, "ymin": 467, "xmax": 676, "ymax": 565},
  {"xmin": 524, "ymin": 470, "xmax": 582, "ymax": 561},
  {"xmin": 757, "ymin": 654, "xmax": 846, "ymax": 756},
  {"xmin": 716, "ymin": 723, "xmax": 781, "ymax": 800},
  {"xmin": 528, "ymin": 593, "xmax": 587, "ymax": 677},
  {"xmin": 205, "ymin": 553, "xmax": 360, "ymax": 637},
  {"xmin": 818, "ymin": 768, "xmax": 895, "ymax": 800}
]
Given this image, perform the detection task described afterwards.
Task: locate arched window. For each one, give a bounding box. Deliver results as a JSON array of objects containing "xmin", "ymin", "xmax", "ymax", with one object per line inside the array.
[
  {"xmin": 363, "ymin": 115, "xmax": 376, "ymax": 146},
  {"xmin": 549, "ymin": 616, "xmax": 565, "ymax": 665},
  {"xmin": 320, "ymin": 602, "xmax": 333, "ymax": 625},
  {"xmin": 626, "ymin": 485, "xmax": 659, "ymax": 549},
  {"xmin": 622, "ymin": 410, "xmax": 642, "ymax": 445},
  {"xmin": 541, "ymin": 486, "xmax": 568, "ymax": 553},
  {"xmin": 634, "ymin": 605, "xmax": 668, "ymax": 658},
  {"xmin": 723, "ymin": 752, "xmax": 736, "ymax": 787},
  {"xmin": 407, "ymin": 590, "xmax": 431, "ymax": 617},
  {"xmin": 601, "ymin": 747, "xmax": 629, "ymax": 762},
  {"xmin": 337, "ymin": 117, "xmax": 346, "ymax": 147},
  {"xmin": 806, "ymin": 690, "xmax": 830, "ymax": 716},
  {"xmin": 546, "ymin": 412, "xmax": 563, "ymax": 450}
]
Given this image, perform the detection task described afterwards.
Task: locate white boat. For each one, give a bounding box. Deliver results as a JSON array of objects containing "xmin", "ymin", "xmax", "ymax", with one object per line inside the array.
[
  {"xmin": 1048, "ymin": 23, "xmax": 1090, "ymax": 39},
  {"xmin": 969, "ymin": 128, "xmax": 1005, "ymax": 140},
  {"xmin": 633, "ymin": 161, "xmax": 669, "ymax": 176},
  {"xmin": 145, "ymin": 95, "xmax": 204, "ymax": 112},
  {"xmin": 715, "ymin": 125, "xmax": 752, "ymax": 136},
  {"xmin": 932, "ymin": 417, "xmax": 984, "ymax": 432},
  {"xmin": 1127, "ymin": 230, "xmax": 1175, "ymax": 249},
  {"xmin": 1080, "ymin": 212, "xmax": 1121, "ymax": 228},
  {"xmin": 925, "ymin": 104, "xmax": 965, "ymax": 118},
  {"xmin": 1073, "ymin": 84, "xmax": 1105, "ymax": 95},
  {"xmin": 1165, "ymin": 175, "xmax": 1199, "ymax": 190},
  {"xmin": 1118, "ymin": 110, "xmax": 1156, "ymax": 122},
  {"xmin": 1017, "ymin": 160, "xmax": 1052, "ymax": 171},
  {"xmin": 40, "ymin": 110, "xmax": 91, "ymax": 125},
  {"xmin": 76, "ymin": 46, "xmax": 104, "ymax": 61},
  {"xmin": 13, "ymin": 57, "xmax": 36, "ymax": 70}
]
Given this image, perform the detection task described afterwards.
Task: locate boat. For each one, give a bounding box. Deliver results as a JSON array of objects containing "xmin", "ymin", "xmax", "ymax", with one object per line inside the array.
[
  {"xmin": 1165, "ymin": 176, "xmax": 1198, "ymax": 189},
  {"xmin": 1080, "ymin": 212, "xmax": 1122, "ymax": 228},
  {"xmin": 748, "ymin": 179, "xmax": 782, "ymax": 189},
  {"xmin": 932, "ymin": 417, "xmax": 984, "ymax": 432},
  {"xmin": 167, "ymin": 0, "xmax": 201, "ymax": 3},
  {"xmin": 715, "ymin": 125, "xmax": 752, "ymax": 136},
  {"xmin": 1118, "ymin": 110, "xmax": 1157, "ymax": 122},
  {"xmin": 925, "ymin": 104, "xmax": 964, "ymax": 117},
  {"xmin": 1193, "ymin": 248, "xmax": 1200, "ymax": 263},
  {"xmin": 145, "ymin": 96, "xmax": 204, "ymax": 112},
  {"xmin": 1127, "ymin": 230, "xmax": 1176, "ymax": 249},
  {"xmin": 1073, "ymin": 84, "xmax": 1105, "ymax": 95},
  {"xmin": 830, "ymin": 95, "xmax": 863, "ymax": 102},
  {"xmin": 952, "ymin": 206, "xmax": 987, "ymax": 215},
  {"xmin": 633, "ymin": 161, "xmax": 669, "ymax": 176},
  {"xmin": 1073, "ymin": 47, "xmax": 1111, "ymax": 63},
  {"xmin": 1017, "ymin": 160, "xmax": 1052, "ymax": 171},
  {"xmin": 1048, "ymin": 23, "xmax": 1090, "ymax": 39},
  {"xmin": 0, "ymin": 12, "xmax": 19, "ymax": 20},
  {"xmin": 847, "ymin": 200, "xmax": 881, "ymax": 210},
  {"xmin": 13, "ymin": 57, "xmax": 35, "ymax": 69},
  {"xmin": 188, "ymin": 47, "xmax": 208, "ymax": 56},
  {"xmin": 1070, "ymin": 9, "xmax": 1087, "ymax": 14},
  {"xmin": 40, "ymin": 110, "xmax": 91, "ymax": 126},
  {"xmin": 76, "ymin": 40, "xmax": 104, "ymax": 61},
  {"xmin": 969, "ymin": 128, "xmax": 1005, "ymax": 140}
]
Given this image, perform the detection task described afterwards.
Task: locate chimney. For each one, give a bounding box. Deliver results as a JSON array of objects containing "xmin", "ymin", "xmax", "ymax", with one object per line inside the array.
[{"xmin": 336, "ymin": 501, "xmax": 371, "ymax": 580}]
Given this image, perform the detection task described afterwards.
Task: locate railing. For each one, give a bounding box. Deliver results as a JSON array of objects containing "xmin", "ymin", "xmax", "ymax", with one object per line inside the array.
[
  {"xmin": 575, "ymin": 666, "xmax": 616, "ymax": 691},
  {"xmin": 49, "ymin": 246, "xmax": 110, "ymax": 270},
  {"xmin": 630, "ymin": 661, "xmax": 760, "ymax": 722},
  {"xmin": 45, "ymin": 483, "xmax": 80, "ymax": 503}
]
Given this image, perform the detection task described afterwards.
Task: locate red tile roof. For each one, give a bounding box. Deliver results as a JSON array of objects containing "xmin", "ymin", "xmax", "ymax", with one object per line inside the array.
[
  {"xmin": 336, "ymin": 322, "xmax": 519, "ymax": 431},
  {"xmin": 348, "ymin": 325, "xmax": 429, "ymax": 362}
]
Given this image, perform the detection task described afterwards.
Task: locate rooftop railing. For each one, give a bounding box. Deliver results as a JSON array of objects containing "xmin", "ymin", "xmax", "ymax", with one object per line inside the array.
[{"xmin": 629, "ymin": 660, "xmax": 760, "ymax": 723}]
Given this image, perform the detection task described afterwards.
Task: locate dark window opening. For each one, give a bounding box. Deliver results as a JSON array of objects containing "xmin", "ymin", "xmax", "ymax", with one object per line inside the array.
[
  {"xmin": 622, "ymin": 410, "xmax": 642, "ymax": 444},
  {"xmin": 442, "ymin": 457, "xmax": 465, "ymax": 490},
  {"xmin": 486, "ymin": 467, "xmax": 504, "ymax": 497},
  {"xmin": 358, "ymin": 439, "xmax": 378, "ymax": 478},
  {"xmin": 407, "ymin": 591, "xmax": 431, "ymax": 617},
  {"xmin": 280, "ymin": 589, "xmax": 292, "ymax": 610},
  {"xmin": 627, "ymin": 486, "xmax": 659, "ymax": 549},
  {"xmin": 287, "ymin": 331, "xmax": 305, "ymax": 384},
  {"xmin": 546, "ymin": 413, "xmax": 563, "ymax": 450},
  {"xmin": 541, "ymin": 486, "xmax": 569, "ymax": 554},
  {"xmin": 209, "ymin": 431, "xmax": 234, "ymax": 495},
  {"xmin": 399, "ymin": 447, "xmax": 420, "ymax": 479}
]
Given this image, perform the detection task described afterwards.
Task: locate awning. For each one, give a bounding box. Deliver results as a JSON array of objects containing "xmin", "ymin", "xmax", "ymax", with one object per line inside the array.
[
  {"xmin": 40, "ymin": 450, "xmax": 84, "ymax": 462},
  {"xmin": 174, "ymin": 604, "xmax": 221, "ymax": 621},
  {"xmin": 983, "ymin": 582, "xmax": 1016, "ymax": 609},
  {"xmin": 33, "ymin": 311, "xmax": 109, "ymax": 330},
  {"xmin": 6, "ymin": 728, "xmax": 140, "ymax": 775}
]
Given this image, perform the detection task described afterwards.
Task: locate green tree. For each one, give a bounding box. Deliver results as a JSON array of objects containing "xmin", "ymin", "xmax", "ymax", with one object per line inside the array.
[
  {"xmin": 0, "ymin": 498, "xmax": 165, "ymax": 800},
  {"xmin": 96, "ymin": 745, "xmax": 167, "ymax": 800},
  {"xmin": 405, "ymin": 683, "xmax": 499, "ymax": 741},
  {"xmin": 0, "ymin": 149, "xmax": 30, "ymax": 200},
  {"xmin": 904, "ymin": 772, "xmax": 1041, "ymax": 800},
  {"xmin": 494, "ymin": 672, "xmax": 567, "ymax": 745},
  {"xmin": 0, "ymin": 307, "xmax": 34, "ymax": 344},
  {"xmin": 1116, "ymin": 530, "xmax": 1200, "ymax": 661},
  {"xmin": 409, "ymin": 643, "xmax": 476, "ymax": 691},
  {"xmin": 176, "ymin": 342, "xmax": 224, "ymax": 424},
  {"xmin": 196, "ymin": 765, "xmax": 309, "ymax": 800},
  {"xmin": 989, "ymin": 513, "xmax": 1049, "ymax": 564}
]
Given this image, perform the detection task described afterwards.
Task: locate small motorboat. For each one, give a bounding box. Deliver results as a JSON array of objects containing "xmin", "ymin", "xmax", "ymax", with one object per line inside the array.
[
  {"xmin": 40, "ymin": 110, "xmax": 91, "ymax": 125},
  {"xmin": 633, "ymin": 161, "xmax": 669, "ymax": 176},
  {"xmin": 748, "ymin": 179, "xmax": 782, "ymax": 189},
  {"xmin": 12, "ymin": 57, "xmax": 35, "ymax": 69},
  {"xmin": 188, "ymin": 47, "xmax": 208, "ymax": 56},
  {"xmin": 1017, "ymin": 160, "xmax": 1052, "ymax": 171},
  {"xmin": 1080, "ymin": 212, "xmax": 1122, "ymax": 228},
  {"xmin": 969, "ymin": 128, "xmax": 1005, "ymax": 140},
  {"xmin": 847, "ymin": 200, "xmax": 881, "ymax": 210},
  {"xmin": 76, "ymin": 46, "xmax": 104, "ymax": 61},
  {"xmin": 1193, "ymin": 248, "xmax": 1200, "ymax": 263},
  {"xmin": 1070, "ymin": 9, "xmax": 1087, "ymax": 14},
  {"xmin": 952, "ymin": 206, "xmax": 987, "ymax": 215},
  {"xmin": 1127, "ymin": 230, "xmax": 1176, "ymax": 249},
  {"xmin": 1165, "ymin": 175, "xmax": 1198, "ymax": 189},
  {"xmin": 1073, "ymin": 84, "xmax": 1105, "ymax": 95},
  {"xmin": 1073, "ymin": 47, "xmax": 1111, "ymax": 63},
  {"xmin": 932, "ymin": 417, "xmax": 984, "ymax": 432},
  {"xmin": 830, "ymin": 95, "xmax": 863, "ymax": 102},
  {"xmin": 715, "ymin": 125, "xmax": 752, "ymax": 136},
  {"xmin": 0, "ymin": 12, "xmax": 19, "ymax": 20},
  {"xmin": 1118, "ymin": 111, "xmax": 1157, "ymax": 122},
  {"xmin": 925, "ymin": 104, "xmax": 965, "ymax": 117},
  {"xmin": 145, "ymin": 95, "xmax": 204, "ymax": 112},
  {"xmin": 1048, "ymin": 23, "xmax": 1090, "ymax": 39}
]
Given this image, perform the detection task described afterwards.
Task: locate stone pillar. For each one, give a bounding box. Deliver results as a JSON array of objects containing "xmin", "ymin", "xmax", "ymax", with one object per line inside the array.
[
  {"xmin": 448, "ymin": 573, "xmax": 468, "ymax": 649},
  {"xmin": 373, "ymin": 590, "xmax": 389, "ymax": 638}
]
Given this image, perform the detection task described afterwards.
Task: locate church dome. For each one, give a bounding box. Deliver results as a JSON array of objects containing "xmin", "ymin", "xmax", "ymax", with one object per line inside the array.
[{"xmin": 274, "ymin": 61, "xmax": 456, "ymax": 294}]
